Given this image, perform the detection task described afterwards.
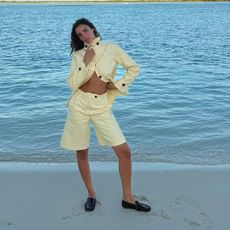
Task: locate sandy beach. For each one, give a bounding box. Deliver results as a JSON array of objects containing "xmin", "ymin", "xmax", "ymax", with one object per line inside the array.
[{"xmin": 0, "ymin": 162, "xmax": 229, "ymax": 229}]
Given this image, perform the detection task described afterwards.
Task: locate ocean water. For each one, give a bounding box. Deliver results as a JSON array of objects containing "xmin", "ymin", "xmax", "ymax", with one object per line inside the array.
[{"xmin": 0, "ymin": 2, "xmax": 229, "ymax": 164}]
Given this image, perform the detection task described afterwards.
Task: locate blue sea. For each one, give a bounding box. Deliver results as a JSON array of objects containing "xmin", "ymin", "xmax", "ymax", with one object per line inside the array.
[{"xmin": 0, "ymin": 2, "xmax": 229, "ymax": 164}]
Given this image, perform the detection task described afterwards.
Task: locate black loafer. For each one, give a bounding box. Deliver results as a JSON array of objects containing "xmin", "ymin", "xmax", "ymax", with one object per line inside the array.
[
  {"xmin": 84, "ymin": 197, "xmax": 97, "ymax": 211},
  {"xmin": 122, "ymin": 200, "xmax": 151, "ymax": 212}
]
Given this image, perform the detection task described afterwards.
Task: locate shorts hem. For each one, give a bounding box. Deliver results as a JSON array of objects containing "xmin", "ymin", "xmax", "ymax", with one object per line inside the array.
[
  {"xmin": 98, "ymin": 139, "xmax": 126, "ymax": 147},
  {"xmin": 60, "ymin": 144, "xmax": 89, "ymax": 151}
]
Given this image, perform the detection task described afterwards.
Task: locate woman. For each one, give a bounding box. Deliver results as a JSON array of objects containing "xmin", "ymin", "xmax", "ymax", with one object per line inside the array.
[{"xmin": 61, "ymin": 18, "xmax": 151, "ymax": 212}]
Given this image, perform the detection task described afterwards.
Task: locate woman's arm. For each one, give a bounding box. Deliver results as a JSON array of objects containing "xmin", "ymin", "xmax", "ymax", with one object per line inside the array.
[
  {"xmin": 111, "ymin": 43, "xmax": 140, "ymax": 94},
  {"xmin": 67, "ymin": 52, "xmax": 94, "ymax": 91}
]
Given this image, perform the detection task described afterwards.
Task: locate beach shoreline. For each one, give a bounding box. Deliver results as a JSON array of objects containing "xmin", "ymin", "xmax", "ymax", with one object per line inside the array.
[
  {"xmin": 1, "ymin": 161, "xmax": 230, "ymax": 170},
  {"xmin": 1, "ymin": 161, "xmax": 229, "ymax": 229},
  {"xmin": 0, "ymin": 0, "xmax": 229, "ymax": 4}
]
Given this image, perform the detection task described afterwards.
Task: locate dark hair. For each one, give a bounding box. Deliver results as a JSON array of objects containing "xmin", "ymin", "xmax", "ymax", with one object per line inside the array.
[{"xmin": 70, "ymin": 18, "xmax": 100, "ymax": 55}]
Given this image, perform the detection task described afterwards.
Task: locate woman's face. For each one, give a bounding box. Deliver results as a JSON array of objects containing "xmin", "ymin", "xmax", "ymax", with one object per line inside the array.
[{"xmin": 75, "ymin": 24, "xmax": 96, "ymax": 44}]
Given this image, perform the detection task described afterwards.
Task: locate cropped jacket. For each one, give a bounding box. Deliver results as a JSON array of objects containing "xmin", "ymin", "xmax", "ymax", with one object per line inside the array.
[{"xmin": 66, "ymin": 37, "xmax": 140, "ymax": 106}]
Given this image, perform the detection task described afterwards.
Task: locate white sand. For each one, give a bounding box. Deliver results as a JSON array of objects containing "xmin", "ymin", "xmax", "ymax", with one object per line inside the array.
[{"xmin": 0, "ymin": 162, "xmax": 229, "ymax": 229}]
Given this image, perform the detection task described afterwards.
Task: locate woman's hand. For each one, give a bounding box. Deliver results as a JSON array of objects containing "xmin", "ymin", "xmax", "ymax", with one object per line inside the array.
[
  {"xmin": 83, "ymin": 48, "xmax": 95, "ymax": 66},
  {"xmin": 106, "ymin": 82, "xmax": 117, "ymax": 90}
]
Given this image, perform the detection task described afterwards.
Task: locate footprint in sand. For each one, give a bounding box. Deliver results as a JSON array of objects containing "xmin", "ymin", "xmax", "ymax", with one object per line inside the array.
[
  {"xmin": 152, "ymin": 208, "xmax": 171, "ymax": 220},
  {"xmin": 167, "ymin": 196, "xmax": 212, "ymax": 229},
  {"xmin": 0, "ymin": 221, "xmax": 12, "ymax": 227},
  {"xmin": 184, "ymin": 213, "xmax": 212, "ymax": 230},
  {"xmin": 197, "ymin": 212, "xmax": 213, "ymax": 229},
  {"xmin": 62, "ymin": 200, "xmax": 103, "ymax": 220},
  {"xmin": 168, "ymin": 196, "xmax": 200, "ymax": 213},
  {"xmin": 174, "ymin": 196, "xmax": 200, "ymax": 209},
  {"xmin": 184, "ymin": 218, "xmax": 201, "ymax": 230}
]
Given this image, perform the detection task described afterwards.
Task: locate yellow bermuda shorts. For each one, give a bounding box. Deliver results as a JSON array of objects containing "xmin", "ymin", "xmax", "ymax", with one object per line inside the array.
[{"xmin": 60, "ymin": 89, "xmax": 126, "ymax": 150}]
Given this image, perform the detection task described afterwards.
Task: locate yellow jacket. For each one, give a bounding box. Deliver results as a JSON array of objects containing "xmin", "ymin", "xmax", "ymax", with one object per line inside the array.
[{"xmin": 66, "ymin": 37, "xmax": 140, "ymax": 106}]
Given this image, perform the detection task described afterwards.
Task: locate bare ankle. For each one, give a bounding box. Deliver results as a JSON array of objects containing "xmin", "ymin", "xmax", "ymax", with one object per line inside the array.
[
  {"xmin": 123, "ymin": 195, "xmax": 135, "ymax": 203},
  {"xmin": 88, "ymin": 191, "xmax": 96, "ymax": 198}
]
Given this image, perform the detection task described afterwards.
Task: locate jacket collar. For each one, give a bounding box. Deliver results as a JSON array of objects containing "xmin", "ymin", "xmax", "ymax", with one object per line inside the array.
[{"xmin": 84, "ymin": 37, "xmax": 101, "ymax": 49}]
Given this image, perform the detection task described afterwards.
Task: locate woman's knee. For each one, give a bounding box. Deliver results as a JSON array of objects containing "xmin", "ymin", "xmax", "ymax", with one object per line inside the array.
[
  {"xmin": 113, "ymin": 143, "xmax": 131, "ymax": 159},
  {"xmin": 76, "ymin": 148, "xmax": 88, "ymax": 160}
]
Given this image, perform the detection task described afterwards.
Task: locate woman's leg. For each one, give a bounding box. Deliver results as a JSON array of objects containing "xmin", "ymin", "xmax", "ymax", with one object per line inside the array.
[
  {"xmin": 112, "ymin": 142, "xmax": 135, "ymax": 204},
  {"xmin": 76, "ymin": 149, "xmax": 96, "ymax": 198}
]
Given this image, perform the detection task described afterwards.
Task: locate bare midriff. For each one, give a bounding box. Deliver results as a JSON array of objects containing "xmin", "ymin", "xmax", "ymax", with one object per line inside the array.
[{"xmin": 79, "ymin": 72, "xmax": 107, "ymax": 95}]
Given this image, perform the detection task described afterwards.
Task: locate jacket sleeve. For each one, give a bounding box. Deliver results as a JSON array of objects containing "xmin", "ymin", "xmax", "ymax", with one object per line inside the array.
[
  {"xmin": 111, "ymin": 43, "xmax": 140, "ymax": 95},
  {"xmin": 67, "ymin": 53, "xmax": 94, "ymax": 91}
]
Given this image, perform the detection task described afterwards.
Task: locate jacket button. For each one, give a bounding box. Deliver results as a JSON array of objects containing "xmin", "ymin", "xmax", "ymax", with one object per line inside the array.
[
  {"xmin": 95, "ymin": 95, "xmax": 97, "ymax": 98},
  {"xmin": 122, "ymin": 83, "xmax": 125, "ymax": 86},
  {"xmin": 96, "ymin": 42, "xmax": 99, "ymax": 45},
  {"xmin": 99, "ymin": 76, "xmax": 102, "ymax": 78},
  {"xmin": 84, "ymin": 45, "xmax": 88, "ymax": 48},
  {"xmin": 78, "ymin": 67, "xmax": 81, "ymax": 71}
]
